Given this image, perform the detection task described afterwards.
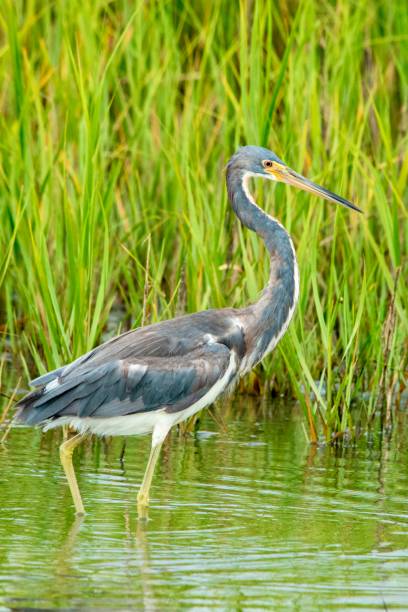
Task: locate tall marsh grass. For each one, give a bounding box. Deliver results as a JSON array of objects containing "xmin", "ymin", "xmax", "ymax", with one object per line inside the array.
[{"xmin": 0, "ymin": 0, "xmax": 407, "ymax": 439}]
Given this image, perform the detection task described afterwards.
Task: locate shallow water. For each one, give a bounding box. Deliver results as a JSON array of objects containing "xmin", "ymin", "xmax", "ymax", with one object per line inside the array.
[{"xmin": 1, "ymin": 399, "xmax": 408, "ymax": 610}]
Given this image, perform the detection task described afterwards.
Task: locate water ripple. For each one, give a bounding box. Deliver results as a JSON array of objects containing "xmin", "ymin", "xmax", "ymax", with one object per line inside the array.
[{"xmin": 1, "ymin": 405, "xmax": 408, "ymax": 609}]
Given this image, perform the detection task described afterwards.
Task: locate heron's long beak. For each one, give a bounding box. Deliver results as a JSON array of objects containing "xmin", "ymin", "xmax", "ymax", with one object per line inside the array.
[{"xmin": 267, "ymin": 163, "xmax": 362, "ymax": 213}]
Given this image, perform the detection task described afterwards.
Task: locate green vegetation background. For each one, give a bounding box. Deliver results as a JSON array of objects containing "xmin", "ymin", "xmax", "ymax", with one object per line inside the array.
[{"xmin": 0, "ymin": 0, "xmax": 406, "ymax": 438}]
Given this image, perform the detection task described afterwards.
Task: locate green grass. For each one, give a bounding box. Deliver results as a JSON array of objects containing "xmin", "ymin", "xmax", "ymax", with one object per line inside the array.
[{"xmin": 0, "ymin": 0, "xmax": 407, "ymax": 440}]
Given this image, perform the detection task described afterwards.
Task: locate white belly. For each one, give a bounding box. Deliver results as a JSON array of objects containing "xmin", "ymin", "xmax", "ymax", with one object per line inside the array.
[{"xmin": 43, "ymin": 352, "xmax": 238, "ymax": 446}]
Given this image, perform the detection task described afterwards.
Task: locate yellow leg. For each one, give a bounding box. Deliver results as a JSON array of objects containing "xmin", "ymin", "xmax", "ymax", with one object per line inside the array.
[
  {"xmin": 137, "ymin": 442, "xmax": 163, "ymax": 514},
  {"xmin": 59, "ymin": 433, "xmax": 86, "ymax": 515}
]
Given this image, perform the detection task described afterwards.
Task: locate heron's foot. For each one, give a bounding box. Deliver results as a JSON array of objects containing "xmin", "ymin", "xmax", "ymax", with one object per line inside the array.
[
  {"xmin": 137, "ymin": 490, "xmax": 149, "ymax": 505},
  {"xmin": 137, "ymin": 491, "xmax": 150, "ymax": 520},
  {"xmin": 137, "ymin": 503, "xmax": 149, "ymax": 520}
]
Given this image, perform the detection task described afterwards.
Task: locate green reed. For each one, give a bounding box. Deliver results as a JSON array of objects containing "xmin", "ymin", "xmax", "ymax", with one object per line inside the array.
[{"xmin": 0, "ymin": 0, "xmax": 406, "ymax": 440}]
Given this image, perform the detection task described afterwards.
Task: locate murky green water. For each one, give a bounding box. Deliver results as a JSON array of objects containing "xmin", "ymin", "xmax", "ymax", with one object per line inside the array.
[{"xmin": 1, "ymin": 399, "xmax": 408, "ymax": 610}]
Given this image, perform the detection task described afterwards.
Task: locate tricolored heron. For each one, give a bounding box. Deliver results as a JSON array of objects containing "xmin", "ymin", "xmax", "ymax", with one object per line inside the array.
[{"xmin": 16, "ymin": 146, "xmax": 360, "ymax": 515}]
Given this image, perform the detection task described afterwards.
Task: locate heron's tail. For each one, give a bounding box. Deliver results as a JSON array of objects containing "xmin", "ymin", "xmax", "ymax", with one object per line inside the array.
[{"xmin": 15, "ymin": 388, "xmax": 46, "ymax": 425}]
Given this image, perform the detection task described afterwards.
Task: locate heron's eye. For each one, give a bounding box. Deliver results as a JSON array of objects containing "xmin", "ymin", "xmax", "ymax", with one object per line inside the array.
[{"xmin": 263, "ymin": 160, "xmax": 273, "ymax": 169}]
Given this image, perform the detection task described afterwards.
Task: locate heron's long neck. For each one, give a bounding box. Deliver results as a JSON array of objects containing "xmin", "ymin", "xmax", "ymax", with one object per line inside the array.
[{"xmin": 227, "ymin": 170, "xmax": 299, "ymax": 366}]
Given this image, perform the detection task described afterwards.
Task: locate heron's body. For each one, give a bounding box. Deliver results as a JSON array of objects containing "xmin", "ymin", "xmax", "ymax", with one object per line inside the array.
[{"xmin": 16, "ymin": 146, "xmax": 358, "ymax": 516}]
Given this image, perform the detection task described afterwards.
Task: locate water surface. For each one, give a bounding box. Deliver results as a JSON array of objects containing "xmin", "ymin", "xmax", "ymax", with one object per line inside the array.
[{"xmin": 1, "ymin": 399, "xmax": 408, "ymax": 609}]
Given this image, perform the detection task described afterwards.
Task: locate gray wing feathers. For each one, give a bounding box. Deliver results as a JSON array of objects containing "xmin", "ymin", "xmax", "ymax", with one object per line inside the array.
[
  {"xmin": 30, "ymin": 367, "xmax": 65, "ymax": 388},
  {"xmin": 17, "ymin": 344, "xmax": 233, "ymax": 426},
  {"xmin": 58, "ymin": 309, "xmax": 244, "ymax": 367},
  {"xmin": 29, "ymin": 347, "xmax": 98, "ymax": 387}
]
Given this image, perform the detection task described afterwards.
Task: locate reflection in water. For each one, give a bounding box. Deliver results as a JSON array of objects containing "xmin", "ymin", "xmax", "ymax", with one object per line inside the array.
[
  {"xmin": 1, "ymin": 399, "xmax": 408, "ymax": 609},
  {"xmin": 53, "ymin": 516, "xmax": 84, "ymax": 597},
  {"xmin": 135, "ymin": 519, "xmax": 158, "ymax": 612}
]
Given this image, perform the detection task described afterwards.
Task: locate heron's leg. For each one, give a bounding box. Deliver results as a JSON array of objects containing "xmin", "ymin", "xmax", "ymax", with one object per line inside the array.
[
  {"xmin": 59, "ymin": 433, "xmax": 87, "ymax": 515},
  {"xmin": 137, "ymin": 441, "xmax": 163, "ymax": 511}
]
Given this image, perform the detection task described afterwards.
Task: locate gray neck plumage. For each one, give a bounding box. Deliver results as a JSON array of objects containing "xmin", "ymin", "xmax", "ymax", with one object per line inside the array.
[{"xmin": 226, "ymin": 168, "xmax": 299, "ymax": 367}]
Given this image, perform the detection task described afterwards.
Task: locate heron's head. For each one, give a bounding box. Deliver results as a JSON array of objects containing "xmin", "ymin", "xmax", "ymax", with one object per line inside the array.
[{"xmin": 228, "ymin": 145, "xmax": 361, "ymax": 212}]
